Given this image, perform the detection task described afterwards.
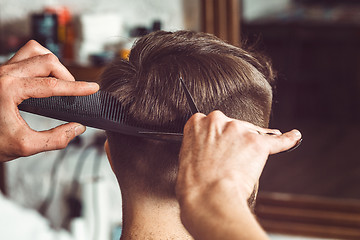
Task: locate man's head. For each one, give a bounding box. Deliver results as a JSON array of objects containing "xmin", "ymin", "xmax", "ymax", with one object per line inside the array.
[{"xmin": 101, "ymin": 31, "xmax": 274, "ymax": 202}]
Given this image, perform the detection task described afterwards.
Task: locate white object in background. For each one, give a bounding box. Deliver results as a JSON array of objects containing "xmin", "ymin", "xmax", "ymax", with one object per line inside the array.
[
  {"xmin": 269, "ymin": 234, "xmax": 338, "ymax": 240},
  {"xmin": 0, "ymin": 191, "xmax": 76, "ymax": 240},
  {"xmin": 70, "ymin": 218, "xmax": 89, "ymax": 240},
  {"xmin": 79, "ymin": 14, "xmax": 124, "ymax": 42},
  {"xmin": 8, "ymin": 112, "xmax": 122, "ymax": 233},
  {"xmin": 243, "ymin": 0, "xmax": 291, "ymax": 21},
  {"xmin": 82, "ymin": 178, "xmax": 110, "ymax": 240},
  {"xmin": 76, "ymin": 13, "xmax": 124, "ymax": 65}
]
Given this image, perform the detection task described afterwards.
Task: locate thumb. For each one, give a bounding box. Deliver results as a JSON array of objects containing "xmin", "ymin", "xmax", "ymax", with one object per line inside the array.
[
  {"xmin": 24, "ymin": 123, "xmax": 86, "ymax": 156},
  {"xmin": 269, "ymin": 129, "xmax": 302, "ymax": 155}
]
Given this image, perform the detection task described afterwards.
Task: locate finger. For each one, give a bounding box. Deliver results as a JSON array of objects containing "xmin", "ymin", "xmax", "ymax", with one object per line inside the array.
[
  {"xmin": 250, "ymin": 127, "xmax": 282, "ymax": 136},
  {"xmin": 206, "ymin": 110, "xmax": 231, "ymax": 121},
  {"xmin": 241, "ymin": 121, "xmax": 281, "ymax": 135},
  {"xmin": 222, "ymin": 119, "xmax": 281, "ymax": 136},
  {"xmin": 6, "ymin": 53, "xmax": 75, "ymax": 81},
  {"xmin": 268, "ymin": 129, "xmax": 302, "ymax": 154},
  {"xmin": 261, "ymin": 127, "xmax": 282, "ymax": 135},
  {"xmin": 22, "ymin": 123, "xmax": 86, "ymax": 156},
  {"xmin": 7, "ymin": 40, "xmax": 51, "ymax": 64},
  {"xmin": 286, "ymin": 138, "xmax": 303, "ymax": 153},
  {"xmin": 183, "ymin": 112, "xmax": 207, "ymax": 132},
  {"xmin": 205, "ymin": 110, "xmax": 233, "ymax": 133},
  {"xmin": 18, "ymin": 77, "xmax": 99, "ymax": 101}
]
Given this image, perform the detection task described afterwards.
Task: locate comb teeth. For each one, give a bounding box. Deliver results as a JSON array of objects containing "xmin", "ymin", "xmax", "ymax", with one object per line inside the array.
[{"xmin": 18, "ymin": 90, "xmax": 190, "ymax": 141}]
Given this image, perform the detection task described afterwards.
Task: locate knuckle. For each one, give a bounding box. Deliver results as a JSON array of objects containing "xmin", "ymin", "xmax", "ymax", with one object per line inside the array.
[
  {"xmin": 184, "ymin": 113, "xmax": 203, "ymax": 131},
  {"xmin": 44, "ymin": 77, "xmax": 58, "ymax": 88},
  {"xmin": 189, "ymin": 113, "xmax": 203, "ymax": 123},
  {"xmin": 44, "ymin": 53, "xmax": 59, "ymax": 65},
  {"xmin": 226, "ymin": 120, "xmax": 242, "ymax": 131},
  {"xmin": 25, "ymin": 40, "xmax": 41, "ymax": 48},
  {"xmin": 207, "ymin": 111, "xmax": 224, "ymax": 126},
  {"xmin": 226, "ymin": 120, "xmax": 255, "ymax": 135},
  {"xmin": 207, "ymin": 110, "xmax": 224, "ymax": 121},
  {"xmin": 0, "ymin": 73, "xmax": 13, "ymax": 92},
  {"xmin": 23, "ymin": 40, "xmax": 54, "ymax": 57},
  {"xmin": 0, "ymin": 64, "xmax": 10, "ymax": 76},
  {"xmin": 16, "ymin": 139, "xmax": 32, "ymax": 157},
  {"xmin": 243, "ymin": 130, "xmax": 260, "ymax": 144},
  {"xmin": 25, "ymin": 40, "xmax": 48, "ymax": 56},
  {"xmin": 57, "ymin": 130, "xmax": 73, "ymax": 149},
  {"xmin": 223, "ymin": 120, "xmax": 246, "ymax": 137}
]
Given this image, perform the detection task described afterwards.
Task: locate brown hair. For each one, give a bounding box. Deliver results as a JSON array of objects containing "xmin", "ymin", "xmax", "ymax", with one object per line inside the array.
[{"xmin": 101, "ymin": 30, "xmax": 274, "ymax": 200}]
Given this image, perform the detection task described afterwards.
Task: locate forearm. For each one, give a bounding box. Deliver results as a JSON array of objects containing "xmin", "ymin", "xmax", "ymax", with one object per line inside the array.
[{"xmin": 223, "ymin": 204, "xmax": 269, "ymax": 240}]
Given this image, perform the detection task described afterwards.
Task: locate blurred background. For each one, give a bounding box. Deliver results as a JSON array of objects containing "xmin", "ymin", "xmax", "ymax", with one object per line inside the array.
[{"xmin": 1, "ymin": 0, "xmax": 360, "ymax": 239}]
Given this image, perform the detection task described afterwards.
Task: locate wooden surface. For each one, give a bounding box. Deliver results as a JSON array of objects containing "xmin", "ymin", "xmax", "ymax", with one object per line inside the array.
[
  {"xmin": 201, "ymin": 0, "xmax": 241, "ymax": 46},
  {"xmin": 256, "ymin": 192, "xmax": 360, "ymax": 239},
  {"xmin": 66, "ymin": 64, "xmax": 105, "ymax": 82}
]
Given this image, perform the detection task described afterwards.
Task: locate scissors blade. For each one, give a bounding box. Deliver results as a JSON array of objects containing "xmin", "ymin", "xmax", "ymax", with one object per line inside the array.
[{"xmin": 179, "ymin": 77, "xmax": 200, "ymax": 115}]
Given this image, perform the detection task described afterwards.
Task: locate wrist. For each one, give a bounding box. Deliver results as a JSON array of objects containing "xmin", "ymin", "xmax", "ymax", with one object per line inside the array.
[
  {"xmin": 178, "ymin": 181, "xmax": 268, "ymax": 240},
  {"xmin": 178, "ymin": 177, "xmax": 251, "ymax": 213},
  {"xmin": 177, "ymin": 178, "xmax": 252, "ymax": 232}
]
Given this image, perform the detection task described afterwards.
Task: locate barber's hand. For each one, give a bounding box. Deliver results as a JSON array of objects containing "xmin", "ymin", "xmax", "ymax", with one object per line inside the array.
[
  {"xmin": 176, "ymin": 111, "xmax": 301, "ymax": 240},
  {"xmin": 0, "ymin": 40, "xmax": 99, "ymax": 162}
]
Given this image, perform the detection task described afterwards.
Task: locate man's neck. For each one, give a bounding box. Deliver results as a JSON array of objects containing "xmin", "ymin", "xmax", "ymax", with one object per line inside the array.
[{"xmin": 120, "ymin": 193, "xmax": 193, "ymax": 240}]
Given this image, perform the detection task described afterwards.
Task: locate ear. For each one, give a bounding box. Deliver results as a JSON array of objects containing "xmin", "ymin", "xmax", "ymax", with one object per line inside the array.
[{"xmin": 104, "ymin": 140, "xmax": 115, "ymax": 173}]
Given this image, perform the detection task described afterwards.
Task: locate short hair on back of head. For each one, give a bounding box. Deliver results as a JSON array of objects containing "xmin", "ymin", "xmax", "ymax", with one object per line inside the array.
[{"xmin": 100, "ymin": 30, "xmax": 274, "ymax": 200}]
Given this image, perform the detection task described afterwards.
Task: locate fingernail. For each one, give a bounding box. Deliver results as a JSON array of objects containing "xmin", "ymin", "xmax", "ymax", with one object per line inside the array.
[
  {"xmin": 273, "ymin": 129, "xmax": 282, "ymax": 135},
  {"xmin": 293, "ymin": 129, "xmax": 302, "ymax": 138},
  {"xmin": 87, "ymin": 82, "xmax": 99, "ymax": 89},
  {"xmin": 75, "ymin": 124, "xmax": 86, "ymax": 136},
  {"xmin": 286, "ymin": 138, "xmax": 303, "ymax": 153}
]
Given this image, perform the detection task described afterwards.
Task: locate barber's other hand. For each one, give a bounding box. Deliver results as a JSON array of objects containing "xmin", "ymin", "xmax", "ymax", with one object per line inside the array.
[
  {"xmin": 176, "ymin": 111, "xmax": 301, "ymax": 240},
  {"xmin": 0, "ymin": 40, "xmax": 99, "ymax": 162}
]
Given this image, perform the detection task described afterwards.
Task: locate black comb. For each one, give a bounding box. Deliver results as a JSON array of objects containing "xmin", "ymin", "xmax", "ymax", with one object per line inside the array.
[{"xmin": 18, "ymin": 90, "xmax": 190, "ymax": 142}]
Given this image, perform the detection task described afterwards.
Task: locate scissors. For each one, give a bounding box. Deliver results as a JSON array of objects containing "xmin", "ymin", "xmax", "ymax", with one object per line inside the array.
[{"xmin": 179, "ymin": 77, "xmax": 302, "ymax": 152}]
